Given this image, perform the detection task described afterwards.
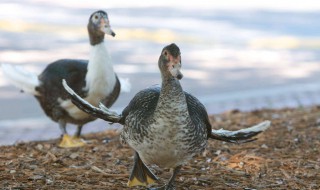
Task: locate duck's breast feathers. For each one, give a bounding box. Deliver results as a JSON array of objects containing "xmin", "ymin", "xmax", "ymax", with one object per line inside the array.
[
  {"xmin": 100, "ymin": 75, "xmax": 121, "ymax": 108},
  {"xmin": 185, "ymin": 91, "xmax": 212, "ymax": 137},
  {"xmin": 120, "ymin": 86, "xmax": 211, "ymax": 134},
  {"xmin": 120, "ymin": 85, "xmax": 160, "ymax": 124},
  {"xmin": 38, "ymin": 59, "xmax": 88, "ymax": 98}
]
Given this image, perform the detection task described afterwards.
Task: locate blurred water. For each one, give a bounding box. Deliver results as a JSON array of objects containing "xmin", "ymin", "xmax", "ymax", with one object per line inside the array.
[{"xmin": 0, "ymin": 0, "xmax": 320, "ymax": 145}]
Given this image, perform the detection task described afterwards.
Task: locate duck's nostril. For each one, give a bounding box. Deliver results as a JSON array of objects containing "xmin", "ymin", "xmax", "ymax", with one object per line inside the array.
[{"xmin": 177, "ymin": 73, "xmax": 183, "ymax": 80}]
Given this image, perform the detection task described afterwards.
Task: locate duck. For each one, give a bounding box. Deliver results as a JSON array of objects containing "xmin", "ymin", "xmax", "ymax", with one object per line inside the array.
[
  {"xmin": 63, "ymin": 43, "xmax": 271, "ymax": 189},
  {"xmin": 1, "ymin": 10, "xmax": 130, "ymax": 148}
]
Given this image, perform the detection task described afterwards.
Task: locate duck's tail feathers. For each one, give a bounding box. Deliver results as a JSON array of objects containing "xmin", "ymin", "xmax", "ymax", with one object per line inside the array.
[
  {"xmin": 62, "ymin": 79, "xmax": 122, "ymax": 123},
  {"xmin": 209, "ymin": 120, "xmax": 271, "ymax": 143},
  {"xmin": 119, "ymin": 77, "xmax": 131, "ymax": 93},
  {"xmin": 1, "ymin": 64, "xmax": 40, "ymax": 96}
]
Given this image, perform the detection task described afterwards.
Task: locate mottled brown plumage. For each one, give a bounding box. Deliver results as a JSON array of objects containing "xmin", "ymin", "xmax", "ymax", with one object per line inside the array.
[{"xmin": 63, "ymin": 43, "xmax": 270, "ymax": 189}]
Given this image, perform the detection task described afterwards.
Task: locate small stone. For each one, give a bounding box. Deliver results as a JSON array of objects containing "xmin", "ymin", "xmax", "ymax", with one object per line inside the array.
[
  {"xmin": 261, "ymin": 144, "xmax": 268, "ymax": 149},
  {"xmin": 29, "ymin": 165, "xmax": 38, "ymax": 170},
  {"xmin": 30, "ymin": 175, "xmax": 43, "ymax": 180},
  {"xmin": 92, "ymin": 147, "xmax": 99, "ymax": 152},
  {"xmin": 272, "ymin": 113, "xmax": 280, "ymax": 119},
  {"xmin": 287, "ymin": 125, "xmax": 293, "ymax": 132},
  {"xmin": 36, "ymin": 144, "xmax": 43, "ymax": 150},
  {"xmin": 10, "ymin": 170, "xmax": 16, "ymax": 174},
  {"xmin": 276, "ymin": 179, "xmax": 284, "ymax": 185},
  {"xmin": 46, "ymin": 179, "xmax": 54, "ymax": 184},
  {"xmin": 102, "ymin": 137, "xmax": 111, "ymax": 144},
  {"xmin": 219, "ymin": 155, "xmax": 228, "ymax": 161},
  {"xmin": 69, "ymin": 153, "xmax": 79, "ymax": 159}
]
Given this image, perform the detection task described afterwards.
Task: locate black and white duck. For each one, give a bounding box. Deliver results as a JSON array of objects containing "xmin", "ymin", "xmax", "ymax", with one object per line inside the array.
[
  {"xmin": 1, "ymin": 10, "xmax": 130, "ymax": 148},
  {"xmin": 63, "ymin": 43, "xmax": 271, "ymax": 189}
]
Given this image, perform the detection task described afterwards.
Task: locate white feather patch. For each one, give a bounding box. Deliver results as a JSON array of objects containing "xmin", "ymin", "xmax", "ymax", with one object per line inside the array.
[
  {"xmin": 119, "ymin": 77, "xmax": 131, "ymax": 93},
  {"xmin": 1, "ymin": 63, "xmax": 40, "ymax": 96},
  {"xmin": 84, "ymin": 43, "xmax": 116, "ymax": 96},
  {"xmin": 212, "ymin": 120, "xmax": 271, "ymax": 136},
  {"xmin": 58, "ymin": 98, "xmax": 90, "ymax": 119}
]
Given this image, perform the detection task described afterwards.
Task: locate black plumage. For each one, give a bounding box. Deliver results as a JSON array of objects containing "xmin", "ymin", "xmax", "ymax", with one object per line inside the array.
[{"xmin": 36, "ymin": 59, "xmax": 120, "ymax": 126}]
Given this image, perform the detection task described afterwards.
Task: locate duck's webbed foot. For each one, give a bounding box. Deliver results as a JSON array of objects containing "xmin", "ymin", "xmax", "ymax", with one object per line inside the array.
[
  {"xmin": 127, "ymin": 152, "xmax": 158, "ymax": 187},
  {"xmin": 58, "ymin": 121, "xmax": 86, "ymax": 148},
  {"xmin": 59, "ymin": 134, "xmax": 86, "ymax": 148}
]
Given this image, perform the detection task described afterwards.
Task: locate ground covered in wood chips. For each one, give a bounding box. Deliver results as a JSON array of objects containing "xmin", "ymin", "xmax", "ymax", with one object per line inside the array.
[{"xmin": 1, "ymin": 106, "xmax": 319, "ymax": 190}]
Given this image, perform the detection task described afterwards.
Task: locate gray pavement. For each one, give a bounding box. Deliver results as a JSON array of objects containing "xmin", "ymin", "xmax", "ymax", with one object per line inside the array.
[{"xmin": 1, "ymin": 1, "xmax": 320, "ymax": 145}]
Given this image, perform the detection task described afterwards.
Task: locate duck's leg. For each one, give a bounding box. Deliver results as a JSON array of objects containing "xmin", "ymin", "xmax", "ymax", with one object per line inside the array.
[
  {"xmin": 71, "ymin": 125, "xmax": 86, "ymax": 146},
  {"xmin": 58, "ymin": 121, "xmax": 85, "ymax": 148},
  {"xmin": 148, "ymin": 165, "xmax": 181, "ymax": 190},
  {"xmin": 127, "ymin": 152, "xmax": 158, "ymax": 187},
  {"xmin": 58, "ymin": 119, "xmax": 72, "ymax": 147},
  {"xmin": 74, "ymin": 125, "xmax": 83, "ymax": 138},
  {"xmin": 165, "ymin": 166, "xmax": 181, "ymax": 190}
]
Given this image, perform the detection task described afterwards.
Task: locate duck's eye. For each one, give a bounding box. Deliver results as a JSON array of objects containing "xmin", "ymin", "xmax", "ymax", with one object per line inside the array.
[
  {"xmin": 164, "ymin": 51, "xmax": 168, "ymax": 56},
  {"xmin": 94, "ymin": 15, "xmax": 99, "ymax": 19}
]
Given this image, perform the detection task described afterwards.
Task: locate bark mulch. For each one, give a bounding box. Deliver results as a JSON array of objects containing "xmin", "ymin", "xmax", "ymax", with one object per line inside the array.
[{"xmin": 1, "ymin": 106, "xmax": 319, "ymax": 189}]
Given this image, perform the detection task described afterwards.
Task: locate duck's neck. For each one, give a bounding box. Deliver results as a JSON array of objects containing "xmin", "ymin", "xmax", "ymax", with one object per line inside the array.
[
  {"xmin": 88, "ymin": 25, "xmax": 104, "ymax": 46},
  {"xmin": 85, "ymin": 42, "xmax": 116, "ymax": 96},
  {"xmin": 157, "ymin": 77, "xmax": 187, "ymax": 111}
]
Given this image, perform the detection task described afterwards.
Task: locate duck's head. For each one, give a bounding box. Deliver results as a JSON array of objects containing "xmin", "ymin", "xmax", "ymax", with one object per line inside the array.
[
  {"xmin": 88, "ymin": 10, "xmax": 115, "ymax": 45},
  {"xmin": 159, "ymin": 43, "xmax": 183, "ymax": 80}
]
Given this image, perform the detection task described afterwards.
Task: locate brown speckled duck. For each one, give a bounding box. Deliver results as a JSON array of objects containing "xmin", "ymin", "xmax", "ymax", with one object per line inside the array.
[
  {"xmin": 1, "ymin": 10, "xmax": 130, "ymax": 148},
  {"xmin": 63, "ymin": 43, "xmax": 270, "ymax": 189}
]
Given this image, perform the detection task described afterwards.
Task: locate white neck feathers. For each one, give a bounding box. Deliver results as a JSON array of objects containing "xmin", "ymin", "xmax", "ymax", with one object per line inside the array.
[{"xmin": 85, "ymin": 42, "xmax": 116, "ymax": 101}]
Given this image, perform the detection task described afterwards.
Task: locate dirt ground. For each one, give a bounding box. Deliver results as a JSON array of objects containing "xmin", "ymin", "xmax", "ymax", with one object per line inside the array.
[{"xmin": 1, "ymin": 106, "xmax": 319, "ymax": 190}]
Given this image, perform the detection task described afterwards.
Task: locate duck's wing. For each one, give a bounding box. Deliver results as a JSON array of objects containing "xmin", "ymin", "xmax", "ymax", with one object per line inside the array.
[
  {"xmin": 62, "ymin": 79, "xmax": 122, "ymax": 123},
  {"xmin": 38, "ymin": 59, "xmax": 88, "ymax": 99},
  {"xmin": 120, "ymin": 85, "xmax": 160, "ymax": 124},
  {"xmin": 185, "ymin": 91, "xmax": 271, "ymax": 143},
  {"xmin": 210, "ymin": 120, "xmax": 271, "ymax": 143},
  {"xmin": 185, "ymin": 92, "xmax": 212, "ymax": 139}
]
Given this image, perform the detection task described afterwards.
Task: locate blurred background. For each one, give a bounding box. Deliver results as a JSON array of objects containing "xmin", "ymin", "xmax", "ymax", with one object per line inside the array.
[{"xmin": 1, "ymin": 0, "xmax": 320, "ymax": 145}]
